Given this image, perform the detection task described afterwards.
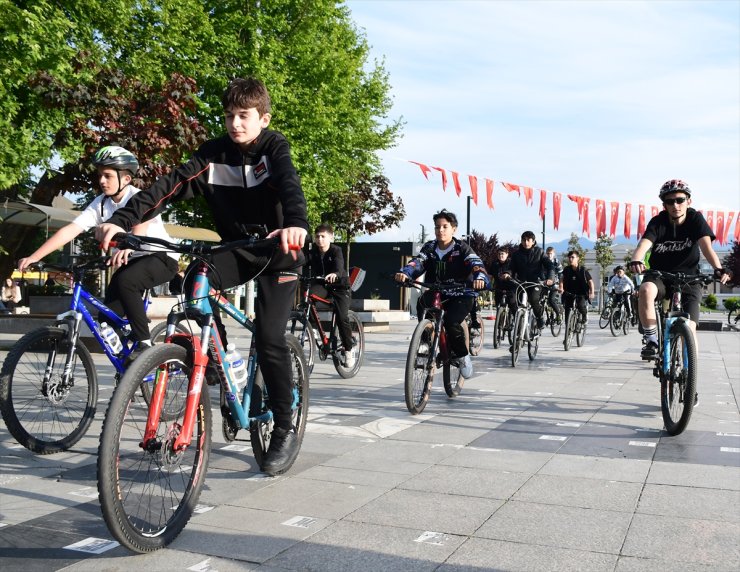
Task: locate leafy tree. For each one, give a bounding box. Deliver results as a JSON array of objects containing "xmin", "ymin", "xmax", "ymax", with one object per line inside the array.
[
  {"xmin": 723, "ymin": 241, "xmax": 740, "ymax": 287},
  {"xmin": 565, "ymin": 232, "xmax": 588, "ymax": 264},
  {"xmin": 594, "ymin": 234, "xmax": 615, "ymax": 291},
  {"xmin": 322, "ymin": 174, "xmax": 404, "ymax": 271},
  {"xmin": 466, "ymin": 230, "xmax": 500, "ymax": 270}
]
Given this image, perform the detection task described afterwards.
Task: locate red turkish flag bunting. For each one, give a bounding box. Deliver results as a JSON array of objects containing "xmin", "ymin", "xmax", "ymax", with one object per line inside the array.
[
  {"xmin": 624, "ymin": 203, "xmax": 632, "ymax": 239},
  {"xmin": 468, "ymin": 175, "xmax": 479, "ymax": 205},
  {"xmin": 567, "ymin": 194, "xmax": 587, "ymax": 220},
  {"xmin": 409, "ymin": 161, "xmax": 431, "ymax": 180},
  {"xmin": 485, "ymin": 179, "xmax": 495, "ymax": 210},
  {"xmin": 503, "ymin": 182, "xmax": 521, "ymax": 196},
  {"xmin": 582, "ymin": 198, "xmax": 591, "ymax": 236},
  {"xmin": 553, "ymin": 192, "xmax": 562, "ymax": 230},
  {"xmin": 451, "ymin": 171, "xmax": 462, "ymax": 197},
  {"xmin": 522, "ymin": 186, "xmax": 534, "ymax": 206},
  {"xmin": 651, "ymin": 206, "xmax": 659, "ymax": 218},
  {"xmin": 706, "ymin": 211, "xmax": 714, "ymax": 234},
  {"xmin": 715, "ymin": 211, "xmax": 725, "ymax": 245},
  {"xmin": 539, "ymin": 190, "xmax": 547, "ymax": 220},
  {"xmin": 637, "ymin": 205, "xmax": 646, "ymax": 237},
  {"xmin": 724, "ymin": 212, "xmax": 735, "ymax": 244},
  {"xmin": 595, "ymin": 199, "xmax": 606, "ymax": 236},
  {"xmin": 610, "ymin": 201, "xmax": 619, "ymax": 238},
  {"xmin": 431, "ymin": 166, "xmax": 447, "ymax": 192},
  {"xmin": 735, "ymin": 213, "xmax": 740, "ymax": 242}
]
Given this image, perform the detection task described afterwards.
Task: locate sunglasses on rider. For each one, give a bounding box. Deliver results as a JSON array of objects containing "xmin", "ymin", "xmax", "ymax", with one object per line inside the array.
[{"xmin": 663, "ymin": 197, "xmax": 687, "ymax": 206}]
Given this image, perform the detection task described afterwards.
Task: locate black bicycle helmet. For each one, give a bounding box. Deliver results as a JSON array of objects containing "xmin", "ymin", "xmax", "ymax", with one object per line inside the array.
[
  {"xmin": 659, "ymin": 179, "xmax": 691, "ymax": 200},
  {"xmin": 93, "ymin": 146, "xmax": 139, "ymax": 174}
]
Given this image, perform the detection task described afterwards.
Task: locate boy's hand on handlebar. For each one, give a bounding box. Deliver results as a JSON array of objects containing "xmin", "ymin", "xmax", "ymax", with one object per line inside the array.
[
  {"xmin": 96, "ymin": 223, "xmax": 126, "ymax": 250},
  {"xmin": 325, "ymin": 273, "xmax": 338, "ymax": 284},
  {"xmin": 394, "ymin": 272, "xmax": 409, "ymax": 283},
  {"xmin": 109, "ymin": 248, "xmax": 133, "ymax": 269},
  {"xmin": 472, "ymin": 278, "xmax": 485, "ymax": 290},
  {"xmin": 17, "ymin": 256, "xmax": 39, "ymax": 273},
  {"xmin": 267, "ymin": 227, "xmax": 307, "ymax": 258},
  {"xmin": 628, "ymin": 260, "xmax": 645, "ymax": 274}
]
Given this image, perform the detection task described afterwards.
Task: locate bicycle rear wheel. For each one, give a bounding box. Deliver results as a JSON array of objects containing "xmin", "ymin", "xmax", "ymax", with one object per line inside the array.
[
  {"xmin": 622, "ymin": 311, "xmax": 631, "ymax": 335},
  {"xmin": 661, "ymin": 320, "xmax": 697, "ymax": 435},
  {"xmin": 443, "ymin": 321, "xmax": 468, "ymax": 398},
  {"xmin": 493, "ymin": 305, "xmax": 507, "ymax": 349},
  {"xmin": 287, "ymin": 311, "xmax": 316, "ymax": 374},
  {"xmin": 0, "ymin": 327, "xmax": 97, "ymax": 454},
  {"xmin": 599, "ymin": 306, "xmax": 611, "ymax": 329},
  {"xmin": 249, "ymin": 335, "xmax": 309, "ymax": 474},
  {"xmin": 404, "ymin": 319, "xmax": 435, "ymax": 414},
  {"xmin": 728, "ymin": 308, "xmax": 738, "ymax": 327},
  {"xmin": 610, "ymin": 308, "xmax": 622, "ymax": 337},
  {"xmin": 548, "ymin": 306, "xmax": 562, "ymax": 337},
  {"xmin": 468, "ymin": 316, "xmax": 484, "ymax": 356},
  {"xmin": 331, "ymin": 310, "xmax": 364, "ymax": 378},
  {"xmin": 97, "ymin": 343, "xmax": 211, "ymax": 553}
]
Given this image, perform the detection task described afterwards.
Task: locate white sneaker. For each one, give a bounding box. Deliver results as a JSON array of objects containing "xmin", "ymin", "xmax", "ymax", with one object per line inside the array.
[
  {"xmin": 459, "ymin": 355, "xmax": 473, "ymax": 378},
  {"xmin": 418, "ymin": 343, "xmax": 429, "ymax": 355},
  {"xmin": 343, "ymin": 348, "xmax": 356, "ymax": 368}
]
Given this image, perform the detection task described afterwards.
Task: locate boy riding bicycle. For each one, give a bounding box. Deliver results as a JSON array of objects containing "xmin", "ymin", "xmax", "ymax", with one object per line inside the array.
[
  {"xmin": 97, "ymin": 77, "xmax": 309, "ymax": 476},
  {"xmin": 629, "ymin": 179, "xmax": 729, "ymax": 360},
  {"xmin": 560, "ymin": 250, "xmax": 595, "ymax": 340},
  {"xmin": 394, "ymin": 209, "xmax": 488, "ymax": 379}
]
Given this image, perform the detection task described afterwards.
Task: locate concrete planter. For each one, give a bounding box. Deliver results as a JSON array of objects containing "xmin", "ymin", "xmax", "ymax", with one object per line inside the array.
[
  {"xmin": 350, "ymin": 299, "xmax": 389, "ymax": 311},
  {"xmin": 29, "ymin": 295, "xmax": 73, "ymax": 315}
]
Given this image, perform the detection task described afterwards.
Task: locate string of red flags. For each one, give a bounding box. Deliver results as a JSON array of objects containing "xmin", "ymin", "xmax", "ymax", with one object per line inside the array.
[{"xmin": 407, "ymin": 159, "xmax": 740, "ymax": 245}]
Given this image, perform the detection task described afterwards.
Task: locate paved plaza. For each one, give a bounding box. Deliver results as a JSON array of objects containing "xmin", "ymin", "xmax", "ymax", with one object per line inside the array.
[{"xmin": 1, "ymin": 316, "xmax": 739, "ymax": 571}]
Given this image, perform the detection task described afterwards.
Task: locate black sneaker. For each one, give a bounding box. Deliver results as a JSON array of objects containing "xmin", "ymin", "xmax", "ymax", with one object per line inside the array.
[
  {"xmin": 536, "ymin": 317, "xmax": 545, "ymax": 330},
  {"xmin": 640, "ymin": 341, "xmax": 659, "ymax": 360},
  {"xmin": 124, "ymin": 343, "xmax": 152, "ymax": 368},
  {"xmin": 261, "ymin": 427, "xmax": 299, "ymax": 476}
]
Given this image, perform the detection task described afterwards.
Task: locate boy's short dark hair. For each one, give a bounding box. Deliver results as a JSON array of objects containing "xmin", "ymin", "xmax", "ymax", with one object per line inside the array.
[
  {"xmin": 315, "ymin": 223, "xmax": 334, "ymax": 235},
  {"xmin": 567, "ymin": 250, "xmax": 580, "ymax": 258},
  {"xmin": 546, "ymin": 247, "xmax": 555, "ymax": 254},
  {"xmin": 433, "ymin": 209, "xmax": 458, "ymax": 227},
  {"xmin": 521, "ymin": 230, "xmax": 536, "ymax": 241},
  {"xmin": 222, "ymin": 77, "xmax": 272, "ymax": 115}
]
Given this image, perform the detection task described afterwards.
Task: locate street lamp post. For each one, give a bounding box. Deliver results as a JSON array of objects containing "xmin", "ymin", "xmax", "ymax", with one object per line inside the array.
[{"xmin": 467, "ymin": 195, "xmax": 472, "ymax": 238}]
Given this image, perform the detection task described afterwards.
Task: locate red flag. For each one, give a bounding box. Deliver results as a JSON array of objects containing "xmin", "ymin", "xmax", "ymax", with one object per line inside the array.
[
  {"xmin": 553, "ymin": 192, "xmax": 562, "ymax": 230},
  {"xmin": 567, "ymin": 194, "xmax": 587, "ymax": 220},
  {"xmin": 637, "ymin": 205, "xmax": 646, "ymax": 237},
  {"xmin": 706, "ymin": 211, "xmax": 714, "ymax": 234},
  {"xmin": 582, "ymin": 198, "xmax": 591, "ymax": 236},
  {"xmin": 431, "ymin": 166, "xmax": 447, "ymax": 191},
  {"xmin": 539, "ymin": 190, "xmax": 547, "ymax": 220},
  {"xmin": 451, "ymin": 171, "xmax": 462, "ymax": 197},
  {"xmin": 715, "ymin": 211, "xmax": 725, "ymax": 244},
  {"xmin": 651, "ymin": 205, "xmax": 659, "ymax": 218},
  {"xmin": 624, "ymin": 203, "xmax": 632, "ymax": 239},
  {"xmin": 724, "ymin": 212, "xmax": 735, "ymax": 244},
  {"xmin": 610, "ymin": 201, "xmax": 619, "ymax": 238},
  {"xmin": 468, "ymin": 175, "xmax": 478, "ymax": 205},
  {"xmin": 595, "ymin": 199, "xmax": 606, "ymax": 236},
  {"xmin": 503, "ymin": 182, "xmax": 521, "ymax": 196},
  {"xmin": 409, "ymin": 161, "xmax": 431, "ymax": 180},
  {"xmin": 522, "ymin": 186, "xmax": 534, "ymax": 206},
  {"xmin": 485, "ymin": 179, "xmax": 495, "ymax": 210},
  {"xmin": 735, "ymin": 213, "xmax": 740, "ymax": 242}
]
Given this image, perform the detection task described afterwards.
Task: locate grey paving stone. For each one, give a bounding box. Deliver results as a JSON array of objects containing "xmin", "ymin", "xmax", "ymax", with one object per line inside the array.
[
  {"xmin": 298, "ymin": 464, "xmax": 412, "ymax": 489},
  {"xmin": 475, "ymin": 500, "xmax": 632, "ymax": 553},
  {"xmin": 439, "ymin": 537, "xmax": 618, "ymax": 571},
  {"xmin": 268, "ymin": 520, "xmax": 466, "ymax": 572},
  {"xmin": 539, "ymin": 453, "xmax": 651, "ymax": 482},
  {"xmin": 647, "ymin": 460, "xmax": 740, "ymax": 489},
  {"xmin": 614, "ymin": 555, "xmax": 722, "ymax": 572},
  {"xmin": 622, "ymin": 513, "xmax": 740, "ymax": 568},
  {"xmin": 397, "ymin": 463, "xmax": 531, "ymax": 500},
  {"xmin": 438, "ymin": 446, "xmax": 553, "ymax": 473},
  {"xmin": 346, "ymin": 489, "xmax": 503, "ymax": 536},
  {"xmin": 60, "ymin": 549, "xmax": 263, "ymax": 571},
  {"xmin": 637, "ymin": 483, "xmax": 740, "ymax": 523}
]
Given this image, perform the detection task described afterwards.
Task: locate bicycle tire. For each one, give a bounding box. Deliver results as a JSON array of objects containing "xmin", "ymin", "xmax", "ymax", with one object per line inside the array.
[
  {"xmin": 0, "ymin": 327, "xmax": 97, "ymax": 454},
  {"xmin": 599, "ymin": 306, "xmax": 611, "ymax": 329},
  {"xmin": 549, "ymin": 306, "xmax": 562, "ymax": 337},
  {"xmin": 331, "ymin": 310, "xmax": 365, "ymax": 378},
  {"xmin": 493, "ymin": 306, "xmax": 507, "ymax": 349},
  {"xmin": 97, "ymin": 343, "xmax": 211, "ymax": 553},
  {"xmin": 250, "ymin": 335, "xmax": 309, "ymax": 473},
  {"xmin": 728, "ymin": 308, "xmax": 738, "ymax": 327},
  {"xmin": 528, "ymin": 314, "xmax": 539, "ymax": 361},
  {"xmin": 287, "ymin": 311, "xmax": 316, "ymax": 375},
  {"xmin": 563, "ymin": 312, "xmax": 576, "ymax": 351},
  {"xmin": 576, "ymin": 315, "xmax": 587, "ymax": 347},
  {"xmin": 443, "ymin": 321, "xmax": 468, "ymax": 398},
  {"xmin": 610, "ymin": 307, "xmax": 622, "ymax": 337},
  {"xmin": 468, "ymin": 316, "xmax": 484, "ymax": 356},
  {"xmin": 661, "ymin": 319, "xmax": 697, "ymax": 435},
  {"xmin": 140, "ymin": 320, "xmax": 190, "ymax": 417},
  {"xmin": 404, "ymin": 319, "xmax": 436, "ymax": 414},
  {"xmin": 622, "ymin": 311, "xmax": 631, "ymax": 335},
  {"xmin": 511, "ymin": 310, "xmax": 525, "ymax": 367}
]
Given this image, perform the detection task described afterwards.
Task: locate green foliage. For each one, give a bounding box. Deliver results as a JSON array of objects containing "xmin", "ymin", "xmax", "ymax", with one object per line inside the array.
[
  {"xmin": 565, "ymin": 233, "xmax": 588, "ymax": 264},
  {"xmin": 594, "ymin": 234, "xmax": 615, "ymax": 272},
  {"xmin": 466, "ymin": 230, "xmax": 501, "ymax": 270},
  {"xmin": 723, "ymin": 297, "xmax": 740, "ymax": 312},
  {"xmin": 704, "ymin": 293, "xmax": 718, "ymax": 309}
]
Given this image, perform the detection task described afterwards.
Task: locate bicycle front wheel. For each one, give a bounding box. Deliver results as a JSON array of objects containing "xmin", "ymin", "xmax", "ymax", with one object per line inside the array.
[
  {"xmin": 332, "ymin": 310, "xmax": 364, "ymax": 378},
  {"xmin": 549, "ymin": 307, "xmax": 562, "ymax": 337},
  {"xmin": 728, "ymin": 308, "xmax": 738, "ymax": 327},
  {"xmin": 511, "ymin": 311, "xmax": 525, "ymax": 367},
  {"xmin": 443, "ymin": 321, "xmax": 468, "ymax": 398},
  {"xmin": 528, "ymin": 315, "xmax": 539, "ymax": 361},
  {"xmin": 250, "ymin": 334, "xmax": 309, "ymax": 474},
  {"xmin": 599, "ymin": 306, "xmax": 611, "ymax": 329},
  {"xmin": 563, "ymin": 312, "xmax": 576, "ymax": 351},
  {"xmin": 610, "ymin": 308, "xmax": 622, "ymax": 337},
  {"xmin": 405, "ymin": 319, "xmax": 436, "ymax": 414},
  {"xmin": 97, "ymin": 344, "xmax": 211, "ymax": 553},
  {"xmin": 287, "ymin": 311, "xmax": 316, "ymax": 374},
  {"xmin": 493, "ymin": 306, "xmax": 507, "ymax": 349},
  {"xmin": 661, "ymin": 320, "xmax": 697, "ymax": 435},
  {"xmin": 0, "ymin": 327, "xmax": 97, "ymax": 454},
  {"xmin": 140, "ymin": 320, "xmax": 190, "ymax": 418},
  {"xmin": 576, "ymin": 315, "xmax": 587, "ymax": 347}
]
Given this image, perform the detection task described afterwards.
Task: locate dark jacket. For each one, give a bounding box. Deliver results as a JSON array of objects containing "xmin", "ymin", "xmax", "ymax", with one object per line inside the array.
[
  {"xmin": 509, "ymin": 245, "xmax": 555, "ymax": 283},
  {"xmin": 310, "ymin": 244, "xmax": 349, "ymax": 290},
  {"xmin": 106, "ymin": 129, "xmax": 309, "ymax": 241},
  {"xmin": 488, "ymin": 259, "xmax": 514, "ymax": 291}
]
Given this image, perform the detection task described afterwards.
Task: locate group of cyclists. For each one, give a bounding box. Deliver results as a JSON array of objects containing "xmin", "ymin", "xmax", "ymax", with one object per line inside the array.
[{"xmin": 8, "ymin": 75, "xmax": 733, "ymax": 479}]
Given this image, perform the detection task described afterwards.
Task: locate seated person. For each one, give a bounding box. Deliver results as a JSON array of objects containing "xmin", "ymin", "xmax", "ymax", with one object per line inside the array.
[
  {"xmin": 394, "ymin": 209, "xmax": 488, "ymax": 378},
  {"xmin": 1, "ymin": 278, "xmax": 22, "ymax": 311}
]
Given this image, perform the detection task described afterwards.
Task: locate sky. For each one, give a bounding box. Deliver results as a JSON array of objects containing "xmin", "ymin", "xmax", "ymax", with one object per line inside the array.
[{"xmin": 346, "ymin": 0, "xmax": 740, "ymax": 248}]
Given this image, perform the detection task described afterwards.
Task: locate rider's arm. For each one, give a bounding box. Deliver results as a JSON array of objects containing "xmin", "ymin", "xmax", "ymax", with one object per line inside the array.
[
  {"xmin": 698, "ymin": 236, "xmax": 730, "ymax": 283},
  {"xmin": 629, "ymin": 237, "xmax": 653, "ymax": 273},
  {"xmin": 17, "ymin": 223, "xmax": 85, "ymax": 272},
  {"xmin": 587, "ymin": 277, "xmax": 595, "ymax": 299}
]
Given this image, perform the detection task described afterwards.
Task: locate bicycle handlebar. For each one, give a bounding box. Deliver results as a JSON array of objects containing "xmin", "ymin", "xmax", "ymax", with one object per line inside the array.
[
  {"xmin": 644, "ymin": 270, "xmax": 714, "ymax": 288},
  {"xmin": 109, "ymin": 232, "xmax": 300, "ymax": 257}
]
